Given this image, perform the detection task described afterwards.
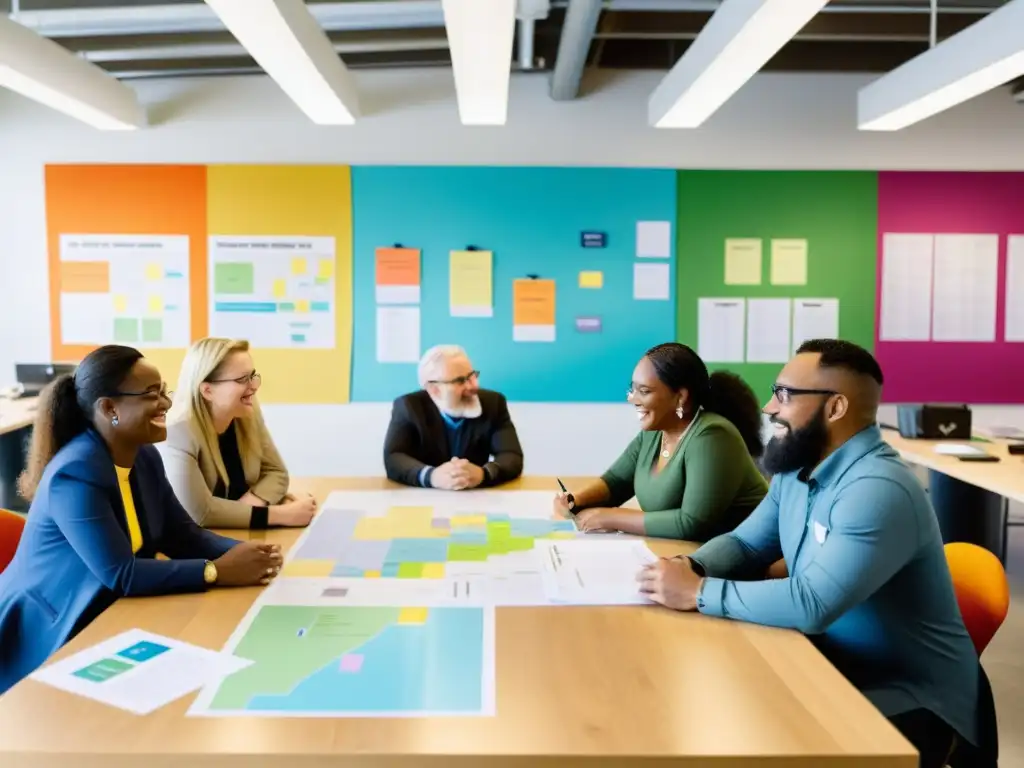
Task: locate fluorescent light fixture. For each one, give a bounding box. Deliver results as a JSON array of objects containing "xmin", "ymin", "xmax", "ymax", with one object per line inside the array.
[
  {"xmin": 0, "ymin": 16, "xmax": 144, "ymax": 130},
  {"xmin": 649, "ymin": 0, "xmax": 829, "ymax": 128},
  {"xmin": 204, "ymin": 0, "xmax": 360, "ymax": 124},
  {"xmin": 858, "ymin": 0, "xmax": 1024, "ymax": 131},
  {"xmin": 441, "ymin": 0, "xmax": 517, "ymax": 125}
]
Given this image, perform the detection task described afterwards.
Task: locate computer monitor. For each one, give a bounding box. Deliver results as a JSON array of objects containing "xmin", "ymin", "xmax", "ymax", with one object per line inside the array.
[{"xmin": 14, "ymin": 363, "xmax": 78, "ymax": 398}]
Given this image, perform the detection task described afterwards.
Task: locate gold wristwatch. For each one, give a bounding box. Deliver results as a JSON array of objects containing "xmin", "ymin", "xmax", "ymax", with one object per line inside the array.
[{"xmin": 203, "ymin": 560, "xmax": 218, "ymax": 585}]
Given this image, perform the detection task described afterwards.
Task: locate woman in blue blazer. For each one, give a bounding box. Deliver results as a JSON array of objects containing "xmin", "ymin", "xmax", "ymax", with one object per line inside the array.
[{"xmin": 0, "ymin": 345, "xmax": 284, "ymax": 694}]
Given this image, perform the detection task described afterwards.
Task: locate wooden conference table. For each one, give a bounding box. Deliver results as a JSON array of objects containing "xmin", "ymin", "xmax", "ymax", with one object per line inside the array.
[
  {"xmin": 882, "ymin": 427, "xmax": 1024, "ymax": 562},
  {"xmin": 0, "ymin": 396, "xmax": 37, "ymax": 512},
  {"xmin": 0, "ymin": 476, "xmax": 915, "ymax": 768}
]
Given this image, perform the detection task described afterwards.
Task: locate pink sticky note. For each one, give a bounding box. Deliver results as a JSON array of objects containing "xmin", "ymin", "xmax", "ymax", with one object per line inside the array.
[{"xmin": 339, "ymin": 654, "xmax": 364, "ymax": 673}]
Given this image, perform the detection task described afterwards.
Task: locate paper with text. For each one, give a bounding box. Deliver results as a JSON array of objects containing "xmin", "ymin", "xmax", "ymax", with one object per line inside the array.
[
  {"xmin": 513, "ymin": 278, "xmax": 556, "ymax": 342},
  {"xmin": 375, "ymin": 247, "xmax": 421, "ymax": 304},
  {"xmin": 537, "ymin": 539, "xmax": 658, "ymax": 605},
  {"xmin": 376, "ymin": 306, "xmax": 420, "ymax": 362},
  {"xmin": 698, "ymin": 298, "xmax": 745, "ymax": 363},
  {"xmin": 770, "ymin": 239, "xmax": 808, "ymax": 285},
  {"xmin": 880, "ymin": 233, "xmax": 933, "ymax": 341},
  {"xmin": 792, "ymin": 299, "xmax": 840, "ymax": 352},
  {"xmin": 633, "ymin": 262, "xmax": 670, "ymax": 300},
  {"xmin": 636, "ymin": 220, "xmax": 672, "ymax": 258},
  {"xmin": 724, "ymin": 238, "xmax": 763, "ymax": 285},
  {"xmin": 1006, "ymin": 235, "xmax": 1024, "ymax": 342},
  {"xmin": 450, "ymin": 250, "xmax": 493, "ymax": 317},
  {"xmin": 31, "ymin": 629, "xmax": 251, "ymax": 715},
  {"xmin": 746, "ymin": 299, "xmax": 792, "ymax": 363},
  {"xmin": 932, "ymin": 234, "xmax": 998, "ymax": 342}
]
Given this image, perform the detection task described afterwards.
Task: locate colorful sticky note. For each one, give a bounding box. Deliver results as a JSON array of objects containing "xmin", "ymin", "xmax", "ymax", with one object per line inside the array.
[
  {"xmin": 771, "ymin": 239, "xmax": 808, "ymax": 285},
  {"xmin": 142, "ymin": 319, "xmax": 163, "ymax": 344},
  {"xmin": 450, "ymin": 250, "xmax": 494, "ymax": 317},
  {"xmin": 513, "ymin": 278, "xmax": 556, "ymax": 325},
  {"xmin": 147, "ymin": 296, "xmax": 163, "ymax": 314},
  {"xmin": 144, "ymin": 263, "xmax": 162, "ymax": 281},
  {"xmin": 317, "ymin": 259, "xmax": 334, "ymax": 279},
  {"xmin": 60, "ymin": 261, "xmax": 110, "ymax": 294},
  {"xmin": 296, "ymin": 299, "xmax": 311, "ymax": 313},
  {"xmin": 272, "ymin": 279, "xmax": 287, "ymax": 298},
  {"xmin": 575, "ymin": 316, "xmax": 602, "ymax": 333},
  {"xmin": 422, "ymin": 562, "xmax": 445, "ymax": 579},
  {"xmin": 113, "ymin": 318, "xmax": 139, "ymax": 343},
  {"xmin": 291, "ymin": 257, "xmax": 307, "ymax": 276},
  {"xmin": 113, "ymin": 294, "xmax": 128, "ymax": 313},
  {"xmin": 398, "ymin": 607, "xmax": 429, "ymax": 625},
  {"xmin": 724, "ymin": 238, "xmax": 763, "ymax": 285},
  {"xmin": 281, "ymin": 559, "xmax": 334, "ymax": 577},
  {"xmin": 214, "ymin": 262, "xmax": 254, "ymax": 294},
  {"xmin": 578, "ymin": 271, "xmax": 603, "ymax": 289}
]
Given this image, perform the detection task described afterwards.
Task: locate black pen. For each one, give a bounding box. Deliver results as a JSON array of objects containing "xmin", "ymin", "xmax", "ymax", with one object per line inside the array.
[{"xmin": 556, "ymin": 477, "xmax": 576, "ymax": 513}]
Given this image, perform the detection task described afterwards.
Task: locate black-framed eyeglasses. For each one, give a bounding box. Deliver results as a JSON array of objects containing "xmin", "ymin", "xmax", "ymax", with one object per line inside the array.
[
  {"xmin": 114, "ymin": 383, "xmax": 171, "ymax": 401},
  {"xmin": 428, "ymin": 370, "xmax": 479, "ymax": 386},
  {"xmin": 770, "ymin": 384, "xmax": 837, "ymax": 405},
  {"xmin": 208, "ymin": 371, "xmax": 262, "ymax": 386}
]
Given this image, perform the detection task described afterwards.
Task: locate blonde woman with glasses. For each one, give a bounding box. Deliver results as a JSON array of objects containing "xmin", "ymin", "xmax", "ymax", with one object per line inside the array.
[{"xmin": 159, "ymin": 338, "xmax": 316, "ymax": 529}]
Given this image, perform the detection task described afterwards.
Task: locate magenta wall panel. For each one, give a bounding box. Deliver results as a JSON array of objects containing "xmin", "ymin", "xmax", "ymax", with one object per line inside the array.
[{"xmin": 875, "ymin": 171, "xmax": 1024, "ymax": 404}]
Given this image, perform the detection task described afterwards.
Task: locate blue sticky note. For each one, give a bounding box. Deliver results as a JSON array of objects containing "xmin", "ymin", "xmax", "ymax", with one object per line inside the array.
[{"xmin": 116, "ymin": 641, "xmax": 171, "ymax": 663}]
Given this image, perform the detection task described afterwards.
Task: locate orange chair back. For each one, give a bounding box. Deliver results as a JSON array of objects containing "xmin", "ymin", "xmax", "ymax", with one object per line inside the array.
[
  {"xmin": 944, "ymin": 542, "xmax": 1009, "ymax": 655},
  {"xmin": 0, "ymin": 508, "xmax": 25, "ymax": 574}
]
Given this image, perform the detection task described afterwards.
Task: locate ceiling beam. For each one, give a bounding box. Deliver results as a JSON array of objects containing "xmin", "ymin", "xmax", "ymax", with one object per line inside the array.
[
  {"xmin": 0, "ymin": 16, "xmax": 144, "ymax": 130},
  {"xmin": 204, "ymin": 0, "xmax": 360, "ymax": 124},
  {"xmin": 647, "ymin": 0, "xmax": 829, "ymax": 128},
  {"xmin": 857, "ymin": 0, "xmax": 1024, "ymax": 130},
  {"xmin": 550, "ymin": 0, "xmax": 602, "ymax": 100},
  {"xmin": 441, "ymin": 0, "xmax": 517, "ymax": 125}
]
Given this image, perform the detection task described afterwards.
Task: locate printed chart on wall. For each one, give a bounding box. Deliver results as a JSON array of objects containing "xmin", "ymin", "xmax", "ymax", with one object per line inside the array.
[
  {"xmin": 209, "ymin": 236, "xmax": 336, "ymax": 349},
  {"xmin": 58, "ymin": 234, "xmax": 191, "ymax": 348}
]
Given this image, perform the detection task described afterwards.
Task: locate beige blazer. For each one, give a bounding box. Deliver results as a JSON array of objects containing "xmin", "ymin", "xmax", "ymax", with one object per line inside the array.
[{"xmin": 158, "ymin": 417, "xmax": 289, "ymax": 528}]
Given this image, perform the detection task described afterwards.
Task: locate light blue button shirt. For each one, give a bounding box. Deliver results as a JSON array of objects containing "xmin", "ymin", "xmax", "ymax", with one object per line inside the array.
[{"xmin": 690, "ymin": 425, "xmax": 979, "ymax": 746}]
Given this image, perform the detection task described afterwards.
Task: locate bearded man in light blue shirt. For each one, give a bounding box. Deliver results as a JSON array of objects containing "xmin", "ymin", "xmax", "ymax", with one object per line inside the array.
[{"xmin": 638, "ymin": 339, "xmax": 988, "ymax": 768}]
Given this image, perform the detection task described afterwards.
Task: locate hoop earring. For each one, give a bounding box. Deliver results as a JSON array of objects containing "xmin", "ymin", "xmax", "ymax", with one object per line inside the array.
[{"xmin": 111, "ymin": 416, "xmax": 119, "ymax": 427}]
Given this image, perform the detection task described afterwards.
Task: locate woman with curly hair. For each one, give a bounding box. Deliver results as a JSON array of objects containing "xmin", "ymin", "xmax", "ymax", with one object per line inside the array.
[{"xmin": 555, "ymin": 342, "xmax": 768, "ymax": 541}]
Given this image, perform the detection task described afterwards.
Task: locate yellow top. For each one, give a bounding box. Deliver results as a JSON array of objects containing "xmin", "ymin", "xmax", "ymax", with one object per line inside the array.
[{"xmin": 114, "ymin": 465, "xmax": 143, "ymax": 554}]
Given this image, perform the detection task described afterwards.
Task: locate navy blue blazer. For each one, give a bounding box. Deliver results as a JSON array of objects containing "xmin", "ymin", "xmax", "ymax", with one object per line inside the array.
[{"xmin": 0, "ymin": 429, "xmax": 238, "ymax": 693}]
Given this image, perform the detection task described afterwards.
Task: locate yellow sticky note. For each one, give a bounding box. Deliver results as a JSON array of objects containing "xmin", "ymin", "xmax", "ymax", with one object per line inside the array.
[
  {"xmin": 452, "ymin": 514, "xmax": 487, "ymax": 527},
  {"xmin": 364, "ymin": 570, "xmax": 381, "ymax": 579},
  {"xmin": 449, "ymin": 250, "xmax": 493, "ymax": 315},
  {"xmin": 144, "ymin": 263, "xmax": 162, "ymax": 281},
  {"xmin": 147, "ymin": 296, "xmax": 163, "ymax": 314},
  {"xmin": 422, "ymin": 563, "xmax": 445, "ymax": 579},
  {"xmin": 578, "ymin": 271, "xmax": 603, "ymax": 289},
  {"xmin": 296, "ymin": 299, "xmax": 310, "ymax": 313},
  {"xmin": 272, "ymin": 278, "xmax": 287, "ymax": 298},
  {"xmin": 724, "ymin": 238, "xmax": 763, "ymax": 285},
  {"xmin": 770, "ymin": 239, "xmax": 808, "ymax": 285},
  {"xmin": 398, "ymin": 607, "xmax": 429, "ymax": 625},
  {"xmin": 113, "ymin": 294, "xmax": 128, "ymax": 313},
  {"xmin": 318, "ymin": 259, "xmax": 334, "ymax": 279},
  {"xmin": 291, "ymin": 257, "xmax": 307, "ymax": 276},
  {"xmin": 281, "ymin": 559, "xmax": 334, "ymax": 577}
]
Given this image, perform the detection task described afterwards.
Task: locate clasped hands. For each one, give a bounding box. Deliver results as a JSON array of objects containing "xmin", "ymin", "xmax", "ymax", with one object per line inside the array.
[
  {"xmin": 636, "ymin": 556, "xmax": 704, "ymax": 612},
  {"xmin": 431, "ymin": 458, "xmax": 485, "ymax": 491}
]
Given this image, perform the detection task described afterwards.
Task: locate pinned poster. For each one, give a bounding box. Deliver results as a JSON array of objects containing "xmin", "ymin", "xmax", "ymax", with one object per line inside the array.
[
  {"xmin": 513, "ymin": 278, "xmax": 556, "ymax": 342},
  {"xmin": 376, "ymin": 306, "xmax": 420, "ymax": 363},
  {"xmin": 724, "ymin": 238, "xmax": 762, "ymax": 285},
  {"xmin": 770, "ymin": 239, "xmax": 808, "ymax": 285},
  {"xmin": 698, "ymin": 298, "xmax": 745, "ymax": 363},
  {"xmin": 636, "ymin": 220, "xmax": 671, "ymax": 258},
  {"xmin": 449, "ymin": 250, "xmax": 493, "ymax": 317},
  {"xmin": 792, "ymin": 298, "xmax": 839, "ymax": 352},
  {"xmin": 375, "ymin": 247, "xmax": 421, "ymax": 304}
]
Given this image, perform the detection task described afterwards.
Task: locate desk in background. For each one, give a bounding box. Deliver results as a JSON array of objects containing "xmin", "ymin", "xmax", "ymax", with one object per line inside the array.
[
  {"xmin": 0, "ymin": 476, "xmax": 915, "ymax": 768},
  {"xmin": 0, "ymin": 397, "xmax": 36, "ymax": 512},
  {"xmin": 883, "ymin": 428, "xmax": 1022, "ymax": 563}
]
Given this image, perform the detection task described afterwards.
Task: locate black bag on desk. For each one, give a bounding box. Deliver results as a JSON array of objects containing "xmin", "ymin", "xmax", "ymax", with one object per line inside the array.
[{"xmin": 896, "ymin": 404, "xmax": 972, "ymax": 440}]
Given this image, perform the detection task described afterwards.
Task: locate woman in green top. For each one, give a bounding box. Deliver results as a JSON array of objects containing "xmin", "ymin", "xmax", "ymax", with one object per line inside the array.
[{"xmin": 555, "ymin": 342, "xmax": 768, "ymax": 540}]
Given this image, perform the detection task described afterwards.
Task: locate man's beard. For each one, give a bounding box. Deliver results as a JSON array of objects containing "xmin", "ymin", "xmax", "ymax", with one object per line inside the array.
[
  {"xmin": 763, "ymin": 405, "xmax": 829, "ymax": 476},
  {"xmin": 435, "ymin": 393, "xmax": 482, "ymax": 419}
]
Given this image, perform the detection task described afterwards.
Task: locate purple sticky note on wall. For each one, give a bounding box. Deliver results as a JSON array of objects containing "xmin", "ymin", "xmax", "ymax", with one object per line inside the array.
[{"xmin": 575, "ymin": 316, "xmax": 602, "ymax": 333}]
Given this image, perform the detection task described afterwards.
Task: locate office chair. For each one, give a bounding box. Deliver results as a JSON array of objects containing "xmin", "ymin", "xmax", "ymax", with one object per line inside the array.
[
  {"xmin": 0, "ymin": 508, "xmax": 25, "ymax": 574},
  {"xmin": 944, "ymin": 542, "xmax": 1009, "ymax": 655}
]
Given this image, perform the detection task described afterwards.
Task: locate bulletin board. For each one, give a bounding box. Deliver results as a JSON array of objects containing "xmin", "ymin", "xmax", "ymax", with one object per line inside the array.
[
  {"xmin": 44, "ymin": 164, "xmax": 354, "ymax": 404},
  {"xmin": 875, "ymin": 171, "xmax": 1024, "ymax": 404},
  {"xmin": 350, "ymin": 166, "xmax": 678, "ymax": 402},
  {"xmin": 675, "ymin": 171, "xmax": 879, "ymax": 402}
]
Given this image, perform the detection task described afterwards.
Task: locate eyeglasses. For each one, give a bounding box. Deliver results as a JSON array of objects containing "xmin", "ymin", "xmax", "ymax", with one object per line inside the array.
[
  {"xmin": 115, "ymin": 383, "xmax": 171, "ymax": 401},
  {"xmin": 770, "ymin": 384, "xmax": 837, "ymax": 405},
  {"xmin": 208, "ymin": 371, "xmax": 262, "ymax": 386},
  {"xmin": 428, "ymin": 370, "xmax": 479, "ymax": 386}
]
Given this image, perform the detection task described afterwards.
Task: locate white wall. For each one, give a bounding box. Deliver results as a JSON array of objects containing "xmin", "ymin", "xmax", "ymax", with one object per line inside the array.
[{"xmin": 2, "ymin": 68, "xmax": 1024, "ymax": 477}]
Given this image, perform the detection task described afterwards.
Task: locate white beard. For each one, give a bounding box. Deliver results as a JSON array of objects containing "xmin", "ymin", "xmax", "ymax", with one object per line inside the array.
[{"xmin": 435, "ymin": 394, "xmax": 482, "ymax": 419}]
